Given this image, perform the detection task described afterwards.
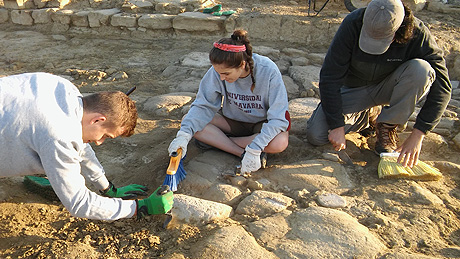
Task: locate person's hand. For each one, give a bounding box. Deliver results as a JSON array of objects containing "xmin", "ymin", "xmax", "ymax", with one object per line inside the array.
[
  {"xmin": 395, "ymin": 128, "xmax": 425, "ymax": 168},
  {"xmin": 100, "ymin": 182, "xmax": 148, "ymax": 200},
  {"xmin": 328, "ymin": 127, "xmax": 346, "ymax": 151},
  {"xmin": 168, "ymin": 131, "xmax": 192, "ymax": 158},
  {"xmin": 136, "ymin": 185, "xmax": 174, "ymax": 218},
  {"xmin": 241, "ymin": 146, "xmax": 262, "ymax": 174}
]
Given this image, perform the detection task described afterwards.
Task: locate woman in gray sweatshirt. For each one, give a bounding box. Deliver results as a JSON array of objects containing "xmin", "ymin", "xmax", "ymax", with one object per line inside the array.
[{"xmin": 168, "ymin": 30, "xmax": 291, "ymax": 174}]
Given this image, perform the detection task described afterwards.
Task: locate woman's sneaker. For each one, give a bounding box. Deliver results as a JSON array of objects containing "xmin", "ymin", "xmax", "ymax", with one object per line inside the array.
[{"xmin": 260, "ymin": 152, "xmax": 267, "ymax": 169}]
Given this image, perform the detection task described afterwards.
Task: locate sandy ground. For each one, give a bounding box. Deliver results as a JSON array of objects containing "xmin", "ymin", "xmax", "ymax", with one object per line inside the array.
[{"xmin": 1, "ymin": 0, "xmax": 460, "ymax": 258}]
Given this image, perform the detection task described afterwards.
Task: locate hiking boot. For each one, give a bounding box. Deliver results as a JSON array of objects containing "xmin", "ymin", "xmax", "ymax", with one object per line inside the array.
[
  {"xmin": 374, "ymin": 122, "xmax": 399, "ymax": 155},
  {"xmin": 359, "ymin": 105, "xmax": 381, "ymax": 138}
]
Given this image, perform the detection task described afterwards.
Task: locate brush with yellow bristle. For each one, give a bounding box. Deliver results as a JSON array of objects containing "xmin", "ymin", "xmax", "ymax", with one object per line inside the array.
[{"xmin": 378, "ymin": 152, "xmax": 442, "ymax": 180}]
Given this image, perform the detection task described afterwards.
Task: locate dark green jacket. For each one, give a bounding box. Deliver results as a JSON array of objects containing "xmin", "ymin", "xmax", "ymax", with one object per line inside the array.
[{"xmin": 319, "ymin": 8, "xmax": 452, "ymax": 134}]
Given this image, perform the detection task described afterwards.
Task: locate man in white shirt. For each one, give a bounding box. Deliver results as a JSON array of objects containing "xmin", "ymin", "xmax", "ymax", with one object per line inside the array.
[{"xmin": 0, "ymin": 72, "xmax": 173, "ymax": 220}]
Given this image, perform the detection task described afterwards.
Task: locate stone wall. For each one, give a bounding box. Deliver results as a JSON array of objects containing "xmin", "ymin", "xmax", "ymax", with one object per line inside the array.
[
  {"xmin": 1, "ymin": 0, "xmax": 458, "ymax": 53},
  {"xmin": 0, "ymin": 4, "xmax": 341, "ymax": 49}
]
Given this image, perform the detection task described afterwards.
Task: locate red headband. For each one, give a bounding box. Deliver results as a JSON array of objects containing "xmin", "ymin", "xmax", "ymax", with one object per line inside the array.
[{"xmin": 213, "ymin": 42, "xmax": 246, "ymax": 52}]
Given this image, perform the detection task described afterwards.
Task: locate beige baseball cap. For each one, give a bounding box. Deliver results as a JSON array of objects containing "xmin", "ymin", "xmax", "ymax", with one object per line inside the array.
[{"xmin": 359, "ymin": 0, "xmax": 405, "ymax": 55}]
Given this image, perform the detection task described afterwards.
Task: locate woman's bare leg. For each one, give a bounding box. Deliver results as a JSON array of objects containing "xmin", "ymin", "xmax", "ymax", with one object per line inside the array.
[
  {"xmin": 263, "ymin": 131, "xmax": 289, "ymax": 153},
  {"xmin": 194, "ymin": 113, "xmax": 290, "ymax": 157},
  {"xmin": 193, "ymin": 114, "xmax": 244, "ymax": 157},
  {"xmin": 231, "ymin": 131, "xmax": 289, "ymax": 153}
]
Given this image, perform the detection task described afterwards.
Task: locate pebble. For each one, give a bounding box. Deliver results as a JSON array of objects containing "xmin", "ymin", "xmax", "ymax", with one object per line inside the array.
[
  {"xmin": 322, "ymin": 152, "xmax": 340, "ymax": 162},
  {"xmin": 317, "ymin": 193, "xmax": 347, "ymax": 208},
  {"xmin": 257, "ymin": 178, "xmax": 271, "ymax": 188},
  {"xmin": 247, "ymin": 179, "xmax": 263, "ymax": 190},
  {"xmin": 230, "ymin": 175, "xmax": 247, "ymax": 187}
]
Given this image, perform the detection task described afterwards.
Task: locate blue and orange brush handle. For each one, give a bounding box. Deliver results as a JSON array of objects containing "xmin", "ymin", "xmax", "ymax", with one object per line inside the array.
[{"xmin": 166, "ymin": 148, "xmax": 183, "ymax": 176}]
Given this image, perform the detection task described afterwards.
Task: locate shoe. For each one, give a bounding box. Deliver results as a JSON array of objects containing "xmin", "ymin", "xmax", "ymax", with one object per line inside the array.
[
  {"xmin": 374, "ymin": 122, "xmax": 399, "ymax": 154},
  {"xmin": 260, "ymin": 152, "xmax": 267, "ymax": 169},
  {"xmin": 359, "ymin": 105, "xmax": 381, "ymax": 138}
]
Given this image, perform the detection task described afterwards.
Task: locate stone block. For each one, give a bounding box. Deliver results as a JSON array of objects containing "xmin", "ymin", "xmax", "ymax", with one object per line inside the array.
[
  {"xmin": 72, "ymin": 11, "xmax": 89, "ymax": 27},
  {"xmin": 280, "ymin": 16, "xmax": 338, "ymax": 47},
  {"xmin": 236, "ymin": 190, "xmax": 294, "ymax": 217},
  {"xmin": 138, "ymin": 13, "xmax": 174, "ymax": 30},
  {"xmin": 238, "ymin": 13, "xmax": 282, "ymax": 41},
  {"xmin": 172, "ymin": 194, "xmax": 233, "ymax": 225},
  {"xmin": 11, "ymin": 10, "xmax": 33, "ymax": 25},
  {"xmin": 51, "ymin": 9, "xmax": 73, "ymax": 24},
  {"xmin": 0, "ymin": 9, "xmax": 9, "ymax": 23},
  {"xmin": 123, "ymin": 0, "xmax": 154, "ymax": 13},
  {"xmin": 111, "ymin": 12, "xmax": 138, "ymax": 28},
  {"xmin": 173, "ymin": 12, "xmax": 224, "ymax": 32},
  {"xmin": 51, "ymin": 21, "xmax": 69, "ymax": 32},
  {"xmin": 87, "ymin": 8, "xmax": 120, "ymax": 28},
  {"xmin": 289, "ymin": 65, "xmax": 321, "ymax": 91},
  {"xmin": 33, "ymin": 0, "xmax": 48, "ymax": 8},
  {"xmin": 224, "ymin": 15, "xmax": 236, "ymax": 33},
  {"xmin": 129, "ymin": 0, "xmax": 153, "ymax": 8},
  {"xmin": 453, "ymin": 132, "xmax": 460, "ymax": 149},
  {"xmin": 32, "ymin": 8, "xmax": 57, "ymax": 24}
]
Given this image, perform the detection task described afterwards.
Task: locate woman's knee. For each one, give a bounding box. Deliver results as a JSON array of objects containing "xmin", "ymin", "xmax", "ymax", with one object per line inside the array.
[{"xmin": 265, "ymin": 131, "xmax": 289, "ymax": 153}]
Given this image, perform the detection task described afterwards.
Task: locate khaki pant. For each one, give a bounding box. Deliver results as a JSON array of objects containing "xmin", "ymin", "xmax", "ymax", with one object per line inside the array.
[{"xmin": 306, "ymin": 59, "xmax": 435, "ymax": 146}]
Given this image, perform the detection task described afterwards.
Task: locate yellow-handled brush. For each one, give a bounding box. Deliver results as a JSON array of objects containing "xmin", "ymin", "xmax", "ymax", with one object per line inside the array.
[
  {"xmin": 378, "ymin": 152, "xmax": 442, "ymax": 180},
  {"xmin": 163, "ymin": 148, "xmax": 187, "ymax": 191}
]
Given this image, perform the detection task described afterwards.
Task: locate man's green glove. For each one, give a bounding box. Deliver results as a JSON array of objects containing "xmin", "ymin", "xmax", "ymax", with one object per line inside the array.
[
  {"xmin": 136, "ymin": 185, "xmax": 174, "ymax": 219},
  {"xmin": 100, "ymin": 181, "xmax": 148, "ymax": 200}
]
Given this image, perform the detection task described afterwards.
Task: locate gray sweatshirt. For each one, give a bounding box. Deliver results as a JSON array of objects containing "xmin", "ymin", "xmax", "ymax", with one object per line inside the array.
[
  {"xmin": 0, "ymin": 73, "xmax": 136, "ymax": 220},
  {"xmin": 180, "ymin": 54, "xmax": 290, "ymax": 151}
]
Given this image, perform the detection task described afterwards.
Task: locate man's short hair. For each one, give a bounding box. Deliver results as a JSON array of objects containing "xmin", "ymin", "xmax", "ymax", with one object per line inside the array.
[{"xmin": 82, "ymin": 91, "xmax": 137, "ymax": 137}]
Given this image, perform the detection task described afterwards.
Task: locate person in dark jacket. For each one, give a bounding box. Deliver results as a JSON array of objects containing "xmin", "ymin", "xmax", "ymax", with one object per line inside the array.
[{"xmin": 306, "ymin": 0, "xmax": 451, "ymax": 168}]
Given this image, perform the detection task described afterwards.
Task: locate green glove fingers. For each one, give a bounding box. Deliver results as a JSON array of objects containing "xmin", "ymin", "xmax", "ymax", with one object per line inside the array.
[
  {"xmin": 101, "ymin": 182, "xmax": 149, "ymax": 200},
  {"xmin": 136, "ymin": 185, "xmax": 174, "ymax": 219},
  {"xmin": 115, "ymin": 184, "xmax": 149, "ymax": 199},
  {"xmin": 212, "ymin": 10, "xmax": 236, "ymax": 16}
]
